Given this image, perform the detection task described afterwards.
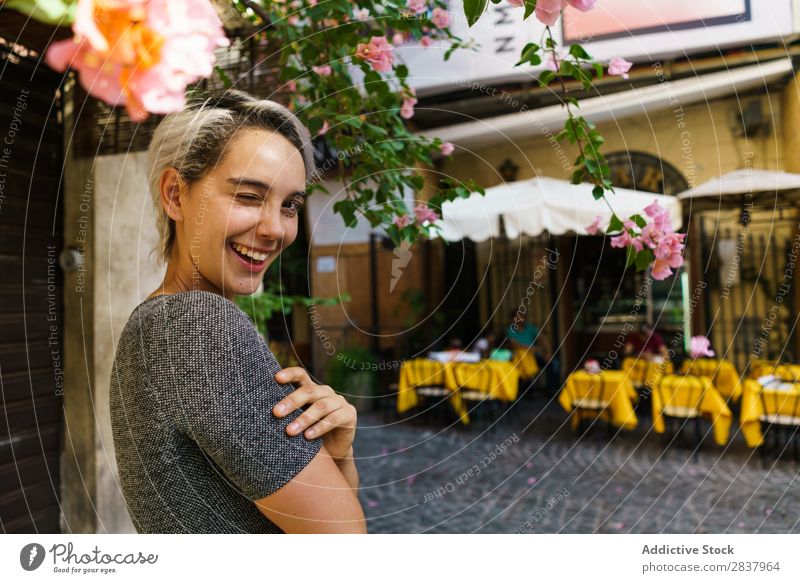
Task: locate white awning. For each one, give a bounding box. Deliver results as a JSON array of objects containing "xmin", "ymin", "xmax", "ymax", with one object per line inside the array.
[
  {"xmin": 434, "ymin": 176, "xmax": 682, "ymax": 242},
  {"xmin": 677, "ymin": 169, "xmax": 800, "ymax": 199},
  {"xmin": 420, "ymin": 59, "xmax": 794, "ymax": 151}
]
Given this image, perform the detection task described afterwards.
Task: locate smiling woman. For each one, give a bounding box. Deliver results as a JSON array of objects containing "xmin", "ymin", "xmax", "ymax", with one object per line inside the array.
[{"xmin": 109, "ymin": 90, "xmax": 365, "ymax": 533}]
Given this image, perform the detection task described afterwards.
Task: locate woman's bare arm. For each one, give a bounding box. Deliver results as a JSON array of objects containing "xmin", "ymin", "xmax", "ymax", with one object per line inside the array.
[{"xmin": 253, "ymin": 444, "xmax": 366, "ymax": 533}]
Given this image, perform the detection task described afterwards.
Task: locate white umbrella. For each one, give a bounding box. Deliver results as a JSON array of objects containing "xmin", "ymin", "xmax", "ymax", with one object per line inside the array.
[
  {"xmin": 435, "ymin": 176, "xmax": 682, "ymax": 242},
  {"xmin": 677, "ymin": 169, "xmax": 800, "ymax": 209}
]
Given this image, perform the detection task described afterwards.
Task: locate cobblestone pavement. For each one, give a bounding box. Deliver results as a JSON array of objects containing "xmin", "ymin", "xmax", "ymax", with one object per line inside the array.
[{"xmin": 353, "ymin": 390, "xmax": 800, "ymax": 534}]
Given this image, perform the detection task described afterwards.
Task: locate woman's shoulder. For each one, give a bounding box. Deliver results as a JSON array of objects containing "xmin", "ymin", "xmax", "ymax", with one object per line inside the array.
[{"xmin": 130, "ymin": 290, "xmax": 256, "ymax": 344}]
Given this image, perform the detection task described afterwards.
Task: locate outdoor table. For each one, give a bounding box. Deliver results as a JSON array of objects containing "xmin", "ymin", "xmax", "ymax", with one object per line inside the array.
[
  {"xmin": 750, "ymin": 362, "xmax": 800, "ymax": 382},
  {"xmin": 740, "ymin": 379, "xmax": 800, "ymax": 448},
  {"xmin": 621, "ymin": 356, "xmax": 674, "ymax": 390},
  {"xmin": 397, "ymin": 358, "xmax": 520, "ymax": 425},
  {"xmin": 512, "ymin": 347, "xmax": 540, "ymax": 380},
  {"xmin": 651, "ymin": 374, "xmax": 732, "ymax": 446},
  {"xmin": 680, "ymin": 358, "xmax": 742, "ymax": 402},
  {"xmin": 558, "ymin": 370, "xmax": 638, "ymax": 430}
]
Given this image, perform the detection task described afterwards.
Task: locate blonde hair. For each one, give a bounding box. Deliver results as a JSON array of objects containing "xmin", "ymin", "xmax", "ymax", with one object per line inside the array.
[{"xmin": 146, "ymin": 89, "xmax": 315, "ymax": 264}]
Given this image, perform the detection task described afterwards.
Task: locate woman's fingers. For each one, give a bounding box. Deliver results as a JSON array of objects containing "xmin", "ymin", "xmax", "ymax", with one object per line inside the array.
[
  {"xmin": 284, "ymin": 395, "xmax": 347, "ymax": 436},
  {"xmin": 274, "ymin": 366, "xmax": 313, "ymax": 387},
  {"xmin": 272, "ymin": 383, "xmax": 335, "ymax": 417},
  {"xmin": 301, "ymin": 407, "xmax": 355, "ymax": 439}
]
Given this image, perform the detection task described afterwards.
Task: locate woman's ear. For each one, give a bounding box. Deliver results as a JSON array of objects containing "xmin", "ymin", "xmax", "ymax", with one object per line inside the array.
[{"xmin": 159, "ymin": 167, "xmax": 188, "ymax": 223}]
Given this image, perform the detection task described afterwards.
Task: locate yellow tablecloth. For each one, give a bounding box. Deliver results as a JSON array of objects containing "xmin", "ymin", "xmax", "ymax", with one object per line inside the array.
[
  {"xmin": 558, "ymin": 370, "xmax": 638, "ymax": 430},
  {"xmin": 750, "ymin": 362, "xmax": 800, "ymax": 382},
  {"xmin": 651, "ymin": 374, "xmax": 732, "ymax": 446},
  {"xmin": 621, "ymin": 356, "xmax": 674, "ymax": 390},
  {"xmin": 397, "ymin": 359, "xmax": 520, "ymax": 425},
  {"xmin": 680, "ymin": 358, "xmax": 742, "ymax": 401},
  {"xmin": 748, "ymin": 359, "xmax": 779, "ymax": 379},
  {"xmin": 512, "ymin": 348, "xmax": 540, "ymax": 380},
  {"xmin": 740, "ymin": 379, "xmax": 800, "ymax": 447}
]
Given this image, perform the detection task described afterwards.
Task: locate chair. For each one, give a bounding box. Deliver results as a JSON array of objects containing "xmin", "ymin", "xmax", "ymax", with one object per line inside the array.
[
  {"xmin": 655, "ymin": 375, "xmax": 706, "ymax": 458},
  {"xmin": 757, "ymin": 384, "xmax": 800, "ymax": 462},
  {"xmin": 570, "ymin": 374, "xmax": 615, "ymax": 438}
]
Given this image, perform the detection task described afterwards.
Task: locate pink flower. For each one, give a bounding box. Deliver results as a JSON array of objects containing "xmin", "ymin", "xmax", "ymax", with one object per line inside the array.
[
  {"xmin": 568, "ymin": 0, "xmax": 597, "ymax": 11},
  {"xmin": 420, "ymin": 36, "xmax": 433, "ymax": 47},
  {"xmin": 432, "ymin": 7, "xmax": 450, "ymax": 29},
  {"xmin": 585, "ymin": 215, "xmax": 603, "ymax": 235},
  {"xmin": 407, "ymin": 0, "xmax": 426, "ymax": 14},
  {"xmin": 317, "ymin": 120, "xmax": 329, "ymax": 136},
  {"xmin": 440, "ymin": 141, "xmax": 454, "ymax": 156},
  {"xmin": 312, "ymin": 64, "xmax": 332, "ymax": 77},
  {"xmin": 392, "ymin": 32, "xmax": 405, "ymax": 45},
  {"xmin": 45, "ymin": 0, "xmax": 229, "ymax": 121},
  {"xmin": 353, "ymin": 7, "xmax": 370, "ymax": 21},
  {"xmin": 608, "ymin": 56, "xmax": 633, "ymax": 79},
  {"xmin": 355, "ymin": 36, "xmax": 394, "ymax": 73},
  {"xmin": 689, "ymin": 336, "xmax": 715, "ymax": 359},
  {"xmin": 400, "ymin": 95, "xmax": 417, "ymax": 119},
  {"xmin": 414, "ymin": 202, "xmax": 439, "ymax": 224},
  {"xmin": 394, "ymin": 214, "xmax": 411, "ymax": 228},
  {"xmin": 284, "ymin": 79, "xmax": 297, "ymax": 92},
  {"xmin": 535, "ymin": 0, "xmax": 567, "ymax": 26}
]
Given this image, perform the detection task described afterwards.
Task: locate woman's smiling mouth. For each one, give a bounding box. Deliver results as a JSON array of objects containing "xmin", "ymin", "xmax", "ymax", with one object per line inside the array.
[{"xmin": 228, "ymin": 241, "xmax": 273, "ymax": 272}]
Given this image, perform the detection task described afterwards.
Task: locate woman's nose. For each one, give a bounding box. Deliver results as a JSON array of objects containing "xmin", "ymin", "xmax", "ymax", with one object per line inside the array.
[{"xmin": 255, "ymin": 204, "xmax": 286, "ymax": 241}]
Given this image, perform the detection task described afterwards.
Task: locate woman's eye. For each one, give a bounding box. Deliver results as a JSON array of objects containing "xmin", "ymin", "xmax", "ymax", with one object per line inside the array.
[
  {"xmin": 236, "ymin": 193, "xmax": 261, "ymax": 202},
  {"xmin": 283, "ymin": 200, "xmax": 304, "ymax": 214}
]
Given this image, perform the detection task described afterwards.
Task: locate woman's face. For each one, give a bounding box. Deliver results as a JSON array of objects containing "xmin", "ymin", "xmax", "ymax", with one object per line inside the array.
[{"xmin": 171, "ymin": 127, "xmax": 307, "ymax": 299}]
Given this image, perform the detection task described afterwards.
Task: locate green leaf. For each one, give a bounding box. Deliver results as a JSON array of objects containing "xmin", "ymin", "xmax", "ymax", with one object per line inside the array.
[
  {"xmin": 570, "ymin": 169, "xmax": 584, "ymax": 185},
  {"xmin": 523, "ymin": 0, "xmax": 537, "ymax": 20},
  {"xmin": 631, "ymin": 214, "xmax": 648, "ymax": 228},
  {"xmin": 396, "ymin": 64, "xmax": 409, "ymax": 81},
  {"xmin": 538, "ymin": 70, "xmax": 555, "ymax": 86},
  {"xmin": 635, "ymin": 249, "xmax": 654, "ymax": 271},
  {"xmin": 568, "ymin": 44, "xmax": 592, "ymax": 60},
  {"xmin": 516, "ymin": 42, "xmax": 540, "ymax": 66},
  {"xmin": 333, "ymin": 199, "xmax": 358, "ymax": 228},
  {"xmin": 625, "ymin": 246, "xmax": 636, "ymax": 268},
  {"xmin": 592, "ymin": 185, "xmax": 605, "ymax": 200},
  {"xmin": 464, "ymin": 0, "xmax": 489, "ymax": 27},
  {"xmin": 608, "ymin": 214, "xmax": 624, "ymax": 232},
  {"xmin": 214, "ymin": 66, "xmax": 233, "ymax": 89}
]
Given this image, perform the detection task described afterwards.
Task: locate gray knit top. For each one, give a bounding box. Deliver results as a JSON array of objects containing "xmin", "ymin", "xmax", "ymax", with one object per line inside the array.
[{"xmin": 110, "ymin": 290, "xmax": 323, "ymax": 533}]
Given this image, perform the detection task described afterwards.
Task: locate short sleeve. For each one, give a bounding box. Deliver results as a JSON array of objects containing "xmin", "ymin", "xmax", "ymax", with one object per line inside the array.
[{"xmin": 163, "ymin": 292, "xmax": 323, "ymax": 501}]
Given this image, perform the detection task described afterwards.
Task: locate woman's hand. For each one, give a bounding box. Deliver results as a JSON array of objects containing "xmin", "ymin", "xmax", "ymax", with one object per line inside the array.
[{"xmin": 272, "ymin": 367, "xmax": 357, "ymax": 462}]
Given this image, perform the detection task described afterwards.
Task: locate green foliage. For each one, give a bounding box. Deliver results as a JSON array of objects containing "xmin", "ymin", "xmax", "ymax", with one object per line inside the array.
[
  {"xmin": 234, "ymin": 281, "xmax": 350, "ymax": 340},
  {"xmin": 325, "ymin": 345, "xmax": 379, "ymax": 397},
  {"xmin": 5, "ymin": 0, "xmax": 76, "ymax": 24}
]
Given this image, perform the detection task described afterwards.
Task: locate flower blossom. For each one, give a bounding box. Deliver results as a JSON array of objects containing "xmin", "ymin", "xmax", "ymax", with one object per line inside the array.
[
  {"xmin": 585, "ymin": 215, "xmax": 602, "ymax": 235},
  {"xmin": 432, "ymin": 7, "xmax": 450, "ymax": 29},
  {"xmin": 608, "ymin": 57, "xmax": 633, "ymax": 79},
  {"xmin": 414, "ymin": 202, "xmax": 439, "ymax": 224},
  {"xmin": 312, "ymin": 64, "xmax": 332, "ymax": 77},
  {"xmin": 355, "ymin": 36, "xmax": 394, "ymax": 72},
  {"xmin": 608, "ymin": 199, "xmax": 686, "ymax": 280},
  {"xmin": 45, "ymin": 0, "xmax": 229, "ymax": 121},
  {"xmin": 689, "ymin": 336, "xmax": 715, "ymax": 359},
  {"xmin": 407, "ymin": 0, "xmax": 426, "ymax": 14}
]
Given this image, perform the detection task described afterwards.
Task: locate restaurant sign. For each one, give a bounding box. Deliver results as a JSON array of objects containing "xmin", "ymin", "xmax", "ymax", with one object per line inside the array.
[{"xmin": 398, "ymin": 0, "xmax": 798, "ymax": 96}]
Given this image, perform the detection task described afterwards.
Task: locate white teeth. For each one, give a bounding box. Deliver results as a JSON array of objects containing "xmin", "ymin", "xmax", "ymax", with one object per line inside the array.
[{"xmin": 232, "ymin": 243, "xmax": 269, "ymax": 262}]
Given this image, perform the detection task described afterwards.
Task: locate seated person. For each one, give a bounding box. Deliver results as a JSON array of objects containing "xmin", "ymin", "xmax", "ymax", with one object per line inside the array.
[{"xmin": 623, "ymin": 322, "xmax": 667, "ymax": 359}]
